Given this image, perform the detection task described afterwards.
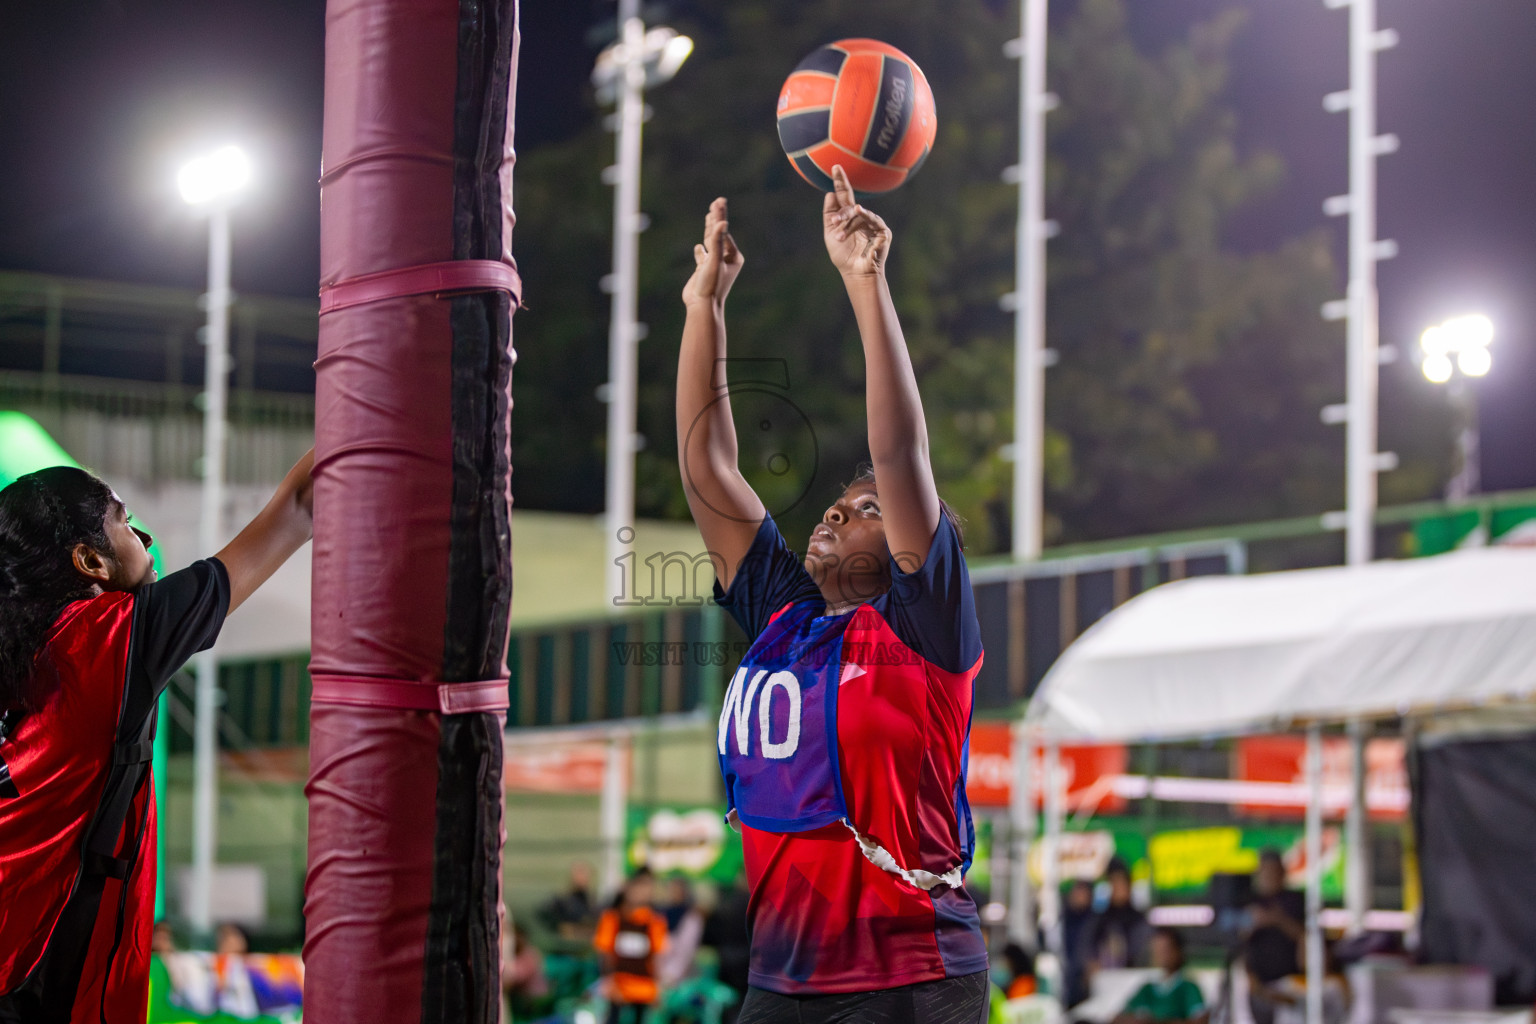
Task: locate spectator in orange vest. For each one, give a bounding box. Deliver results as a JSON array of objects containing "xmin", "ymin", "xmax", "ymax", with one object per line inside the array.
[{"xmin": 594, "ymin": 868, "xmax": 669, "ymax": 1024}]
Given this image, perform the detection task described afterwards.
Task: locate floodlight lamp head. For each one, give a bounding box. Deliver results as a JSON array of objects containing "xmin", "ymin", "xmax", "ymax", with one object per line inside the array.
[
  {"xmin": 177, "ymin": 145, "xmax": 252, "ymax": 206},
  {"xmin": 1458, "ymin": 346, "xmax": 1492, "ymax": 378},
  {"xmin": 649, "ymin": 29, "xmax": 693, "ymax": 83},
  {"xmin": 1421, "ymin": 353, "xmax": 1454, "ymax": 384},
  {"xmin": 1420, "ymin": 314, "xmax": 1493, "ymax": 383}
]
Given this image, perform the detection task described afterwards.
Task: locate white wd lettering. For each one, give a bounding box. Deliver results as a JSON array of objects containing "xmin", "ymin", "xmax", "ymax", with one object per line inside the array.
[
  {"xmin": 718, "ymin": 667, "xmax": 767, "ymax": 756},
  {"xmin": 719, "ymin": 668, "xmax": 803, "ymax": 760},
  {"xmin": 758, "ymin": 671, "xmax": 802, "ymax": 760}
]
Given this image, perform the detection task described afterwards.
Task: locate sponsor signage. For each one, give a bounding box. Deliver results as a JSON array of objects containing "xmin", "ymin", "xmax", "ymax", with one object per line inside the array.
[
  {"xmin": 965, "ymin": 722, "xmax": 1128, "ymax": 813},
  {"xmin": 503, "ymin": 739, "xmax": 616, "ymax": 794},
  {"xmin": 1235, "ymin": 735, "xmax": 1407, "ymax": 819}
]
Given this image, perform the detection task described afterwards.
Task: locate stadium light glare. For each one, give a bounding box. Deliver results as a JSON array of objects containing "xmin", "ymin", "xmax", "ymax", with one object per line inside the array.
[
  {"xmin": 1458, "ymin": 345, "xmax": 1492, "ymax": 378},
  {"xmin": 1421, "ymin": 354, "xmax": 1453, "ymax": 384},
  {"xmin": 655, "ymin": 31, "xmax": 694, "ymax": 82},
  {"xmin": 1419, "ymin": 313, "xmax": 1492, "ymax": 384},
  {"xmin": 177, "ymin": 145, "xmax": 252, "ymax": 206}
]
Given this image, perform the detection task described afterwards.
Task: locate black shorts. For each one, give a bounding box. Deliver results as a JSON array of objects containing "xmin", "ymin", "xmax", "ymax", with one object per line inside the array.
[{"xmin": 737, "ymin": 971, "xmax": 991, "ymax": 1024}]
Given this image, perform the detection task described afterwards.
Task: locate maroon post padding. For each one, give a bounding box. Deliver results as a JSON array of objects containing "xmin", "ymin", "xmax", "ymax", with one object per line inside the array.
[{"xmin": 306, "ymin": 0, "xmax": 517, "ymax": 1020}]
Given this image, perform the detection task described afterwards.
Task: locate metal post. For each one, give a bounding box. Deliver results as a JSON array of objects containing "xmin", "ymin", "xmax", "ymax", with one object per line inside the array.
[
  {"xmin": 1446, "ymin": 380, "xmax": 1480, "ymax": 501},
  {"xmin": 1008, "ymin": 723, "xmax": 1037, "ymax": 950},
  {"xmin": 1305, "ymin": 726, "xmax": 1325, "ymax": 1024},
  {"xmin": 190, "ymin": 203, "xmax": 232, "ymax": 936},
  {"xmin": 1010, "ymin": 0, "xmax": 1050, "ymax": 561},
  {"xmin": 1327, "ymin": 0, "xmax": 1395, "ymax": 566},
  {"xmin": 599, "ymin": 734, "xmax": 628, "ymax": 897},
  {"xmin": 1041, "ymin": 741, "xmax": 1064, "ymax": 959},
  {"xmin": 1345, "ymin": 0, "xmax": 1378, "ymax": 567},
  {"xmin": 1345, "ymin": 719, "xmax": 1371, "ymax": 935},
  {"xmin": 605, "ymin": 1, "xmax": 645, "ymax": 605}
]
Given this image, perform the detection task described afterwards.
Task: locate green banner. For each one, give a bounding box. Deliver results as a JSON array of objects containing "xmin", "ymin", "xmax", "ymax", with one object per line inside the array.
[
  {"xmin": 1051, "ymin": 818, "xmax": 1345, "ymax": 901},
  {"xmin": 626, "ymin": 805, "xmax": 744, "ymax": 885}
]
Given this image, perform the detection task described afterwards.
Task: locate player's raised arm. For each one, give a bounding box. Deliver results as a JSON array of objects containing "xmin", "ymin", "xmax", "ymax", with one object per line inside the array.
[
  {"xmin": 822, "ymin": 165, "xmax": 941, "ymax": 572},
  {"xmin": 215, "ymin": 448, "xmax": 315, "ymax": 614},
  {"xmin": 677, "ymin": 198, "xmax": 765, "ymax": 590}
]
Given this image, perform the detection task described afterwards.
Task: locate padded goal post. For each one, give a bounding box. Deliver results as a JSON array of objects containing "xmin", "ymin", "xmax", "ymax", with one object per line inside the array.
[{"xmin": 306, "ymin": 1, "xmax": 520, "ymax": 1021}]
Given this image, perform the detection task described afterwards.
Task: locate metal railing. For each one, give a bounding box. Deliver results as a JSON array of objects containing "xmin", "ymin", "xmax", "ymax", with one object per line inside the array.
[{"xmin": 0, "ymin": 370, "xmax": 314, "ymax": 484}]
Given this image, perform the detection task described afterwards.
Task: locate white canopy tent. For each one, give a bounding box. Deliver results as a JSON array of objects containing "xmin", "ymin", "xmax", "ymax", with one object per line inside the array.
[
  {"xmin": 1028, "ymin": 546, "xmax": 1536, "ymax": 742},
  {"xmin": 1016, "ymin": 547, "xmax": 1536, "ymax": 1024}
]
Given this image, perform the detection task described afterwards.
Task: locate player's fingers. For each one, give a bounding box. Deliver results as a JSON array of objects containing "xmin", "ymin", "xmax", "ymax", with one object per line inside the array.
[
  {"xmin": 706, "ymin": 219, "xmax": 727, "ymax": 266},
  {"xmin": 823, "ymin": 187, "xmax": 841, "ymax": 218},
  {"xmin": 693, "ymin": 243, "xmax": 707, "ymax": 266},
  {"xmin": 830, "ymin": 165, "xmax": 857, "ymax": 208},
  {"xmin": 855, "ymin": 206, "xmax": 890, "ymax": 236}
]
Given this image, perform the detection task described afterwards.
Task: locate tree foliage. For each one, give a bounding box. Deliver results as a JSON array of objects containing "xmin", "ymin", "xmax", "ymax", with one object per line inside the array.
[{"xmin": 508, "ymin": 0, "xmax": 1449, "ymax": 553}]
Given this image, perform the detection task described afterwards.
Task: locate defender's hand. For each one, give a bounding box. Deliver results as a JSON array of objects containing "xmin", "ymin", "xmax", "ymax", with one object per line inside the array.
[
  {"xmin": 682, "ymin": 197, "xmax": 744, "ymax": 308},
  {"xmin": 822, "ymin": 166, "xmax": 891, "ymax": 279}
]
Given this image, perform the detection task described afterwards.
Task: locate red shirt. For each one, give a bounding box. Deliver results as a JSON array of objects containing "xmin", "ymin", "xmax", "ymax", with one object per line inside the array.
[{"xmin": 0, "ymin": 560, "xmax": 227, "ymax": 1023}]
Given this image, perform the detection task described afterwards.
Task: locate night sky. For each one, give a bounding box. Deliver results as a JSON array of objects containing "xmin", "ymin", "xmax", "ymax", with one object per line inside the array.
[{"xmin": 0, "ymin": 0, "xmax": 1532, "ymax": 489}]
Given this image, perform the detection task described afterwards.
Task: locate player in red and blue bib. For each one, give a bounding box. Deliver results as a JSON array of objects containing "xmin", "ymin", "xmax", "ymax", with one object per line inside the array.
[{"xmin": 675, "ymin": 166, "xmax": 989, "ymax": 1022}]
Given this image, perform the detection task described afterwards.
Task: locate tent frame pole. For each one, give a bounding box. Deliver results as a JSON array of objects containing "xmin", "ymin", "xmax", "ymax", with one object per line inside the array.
[
  {"xmin": 1008, "ymin": 724, "xmax": 1038, "ymax": 950},
  {"xmin": 1305, "ymin": 726, "xmax": 1325, "ymax": 1024},
  {"xmin": 1346, "ymin": 719, "xmax": 1371, "ymax": 934},
  {"xmin": 1041, "ymin": 742, "xmax": 1064, "ymax": 960}
]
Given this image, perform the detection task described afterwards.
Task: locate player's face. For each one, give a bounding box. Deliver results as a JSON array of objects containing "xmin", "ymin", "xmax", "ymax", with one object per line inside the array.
[
  {"xmin": 805, "ymin": 482, "xmax": 890, "ymax": 602},
  {"xmin": 101, "ymin": 501, "xmax": 157, "ymax": 591}
]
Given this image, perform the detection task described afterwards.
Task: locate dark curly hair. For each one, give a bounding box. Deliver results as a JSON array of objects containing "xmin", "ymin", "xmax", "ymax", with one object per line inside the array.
[{"xmin": 0, "ymin": 466, "xmax": 117, "ymax": 715}]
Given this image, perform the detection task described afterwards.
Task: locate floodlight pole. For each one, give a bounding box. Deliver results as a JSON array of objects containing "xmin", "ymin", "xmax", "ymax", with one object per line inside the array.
[
  {"xmin": 1325, "ymin": 0, "xmax": 1395, "ymax": 952},
  {"xmin": 1006, "ymin": 0, "xmax": 1052, "ymax": 953},
  {"xmin": 1324, "ymin": 0, "xmax": 1397, "ymax": 568},
  {"xmin": 190, "ymin": 202, "xmax": 232, "ymax": 937},
  {"xmin": 1007, "ymin": 0, "xmax": 1052, "ymax": 563},
  {"xmin": 604, "ymin": 0, "xmax": 645, "ymax": 607}
]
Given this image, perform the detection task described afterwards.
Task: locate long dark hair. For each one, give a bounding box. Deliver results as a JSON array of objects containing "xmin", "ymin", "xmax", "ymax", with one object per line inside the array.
[{"xmin": 0, "ymin": 466, "xmax": 117, "ymax": 714}]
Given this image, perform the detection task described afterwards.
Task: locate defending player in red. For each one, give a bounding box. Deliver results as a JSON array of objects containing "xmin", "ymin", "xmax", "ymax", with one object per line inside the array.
[
  {"xmin": 0, "ymin": 451, "xmax": 314, "ymax": 1023},
  {"xmin": 675, "ymin": 167, "xmax": 989, "ymax": 1022}
]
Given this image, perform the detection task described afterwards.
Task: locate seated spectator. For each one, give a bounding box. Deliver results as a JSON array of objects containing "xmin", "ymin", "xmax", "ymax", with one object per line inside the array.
[
  {"xmin": 540, "ymin": 860, "xmax": 599, "ymax": 942},
  {"xmin": 214, "ymin": 923, "xmax": 249, "ymax": 956},
  {"xmin": 594, "ymin": 869, "xmax": 669, "ymax": 1024},
  {"xmin": 1265, "ymin": 941, "xmax": 1350, "ymax": 1024},
  {"xmin": 1090, "ymin": 860, "xmax": 1151, "ymax": 976},
  {"xmin": 658, "ymin": 878, "xmax": 707, "ymax": 990},
  {"xmin": 151, "ymin": 920, "xmax": 178, "ymax": 955},
  {"xmin": 1115, "ymin": 928, "xmax": 1206, "ymax": 1024},
  {"xmin": 502, "ymin": 923, "xmax": 550, "ymax": 1014},
  {"xmin": 1062, "ymin": 878, "xmax": 1096, "ymax": 1007},
  {"xmin": 1000, "ymin": 942, "xmax": 1038, "ymax": 1000},
  {"xmin": 1245, "ymin": 849, "xmax": 1305, "ymax": 1024}
]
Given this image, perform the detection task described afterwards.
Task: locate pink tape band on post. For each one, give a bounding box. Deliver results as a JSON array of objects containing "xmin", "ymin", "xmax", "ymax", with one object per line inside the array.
[
  {"xmin": 318, "ymin": 259, "xmax": 523, "ymax": 316},
  {"xmin": 310, "ymin": 676, "xmax": 511, "ymax": 714}
]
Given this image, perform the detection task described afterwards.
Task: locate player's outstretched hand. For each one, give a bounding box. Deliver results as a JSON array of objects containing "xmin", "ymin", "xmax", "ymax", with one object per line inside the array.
[
  {"xmin": 682, "ymin": 197, "xmax": 744, "ymax": 309},
  {"xmin": 822, "ymin": 165, "xmax": 891, "ymax": 279}
]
